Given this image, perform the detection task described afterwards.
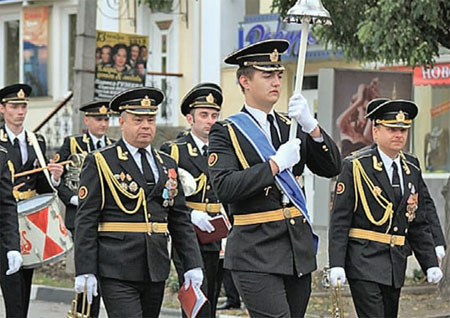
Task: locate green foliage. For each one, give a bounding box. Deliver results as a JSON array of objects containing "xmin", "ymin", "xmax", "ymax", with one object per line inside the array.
[{"xmin": 271, "ymin": 0, "xmax": 450, "ymax": 66}]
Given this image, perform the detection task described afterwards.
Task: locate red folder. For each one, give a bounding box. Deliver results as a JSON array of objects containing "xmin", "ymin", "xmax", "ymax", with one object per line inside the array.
[
  {"xmin": 194, "ymin": 214, "xmax": 231, "ymax": 244},
  {"xmin": 178, "ymin": 283, "xmax": 207, "ymax": 318}
]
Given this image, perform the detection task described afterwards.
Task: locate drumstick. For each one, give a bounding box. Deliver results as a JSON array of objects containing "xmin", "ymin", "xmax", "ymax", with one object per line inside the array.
[{"xmin": 14, "ymin": 160, "xmax": 72, "ymax": 178}]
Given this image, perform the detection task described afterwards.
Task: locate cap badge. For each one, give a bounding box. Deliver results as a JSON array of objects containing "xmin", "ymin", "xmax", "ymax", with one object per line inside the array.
[
  {"xmin": 270, "ymin": 49, "xmax": 279, "ymax": 62},
  {"xmin": 396, "ymin": 111, "xmax": 405, "ymax": 122},
  {"xmin": 99, "ymin": 105, "xmax": 108, "ymax": 114},
  {"xmin": 17, "ymin": 89, "xmax": 25, "ymax": 99},
  {"xmin": 206, "ymin": 93, "xmax": 215, "ymax": 104},
  {"xmin": 141, "ymin": 96, "xmax": 151, "ymax": 107}
]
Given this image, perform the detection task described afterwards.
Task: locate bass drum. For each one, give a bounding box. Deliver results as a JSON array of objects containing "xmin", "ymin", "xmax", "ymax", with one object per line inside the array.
[{"xmin": 18, "ymin": 193, "xmax": 73, "ymax": 269}]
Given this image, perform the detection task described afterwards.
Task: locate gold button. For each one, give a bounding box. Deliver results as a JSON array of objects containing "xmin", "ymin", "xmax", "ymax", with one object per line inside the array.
[
  {"xmin": 393, "ymin": 226, "xmax": 398, "ymax": 232},
  {"xmin": 206, "ymin": 185, "xmax": 211, "ymax": 190},
  {"xmin": 283, "ymin": 208, "xmax": 291, "ymax": 218},
  {"xmin": 290, "ymin": 219, "xmax": 295, "ymax": 225},
  {"xmin": 322, "ymin": 145, "xmax": 327, "ymax": 149},
  {"xmin": 205, "ymin": 198, "xmax": 209, "ymax": 203}
]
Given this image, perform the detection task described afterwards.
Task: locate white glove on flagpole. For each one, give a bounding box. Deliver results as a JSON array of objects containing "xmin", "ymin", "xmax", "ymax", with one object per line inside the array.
[
  {"xmin": 191, "ymin": 210, "xmax": 215, "ymax": 233},
  {"xmin": 6, "ymin": 250, "xmax": 23, "ymax": 275},
  {"xmin": 184, "ymin": 267, "xmax": 203, "ymax": 289},
  {"xmin": 74, "ymin": 274, "xmax": 98, "ymax": 304},
  {"xmin": 270, "ymin": 139, "xmax": 301, "ymax": 172},
  {"xmin": 288, "ymin": 93, "xmax": 318, "ymax": 134},
  {"xmin": 435, "ymin": 245, "xmax": 445, "ymax": 264},
  {"xmin": 330, "ymin": 267, "xmax": 346, "ymax": 287},
  {"xmin": 426, "ymin": 267, "xmax": 443, "ymax": 284}
]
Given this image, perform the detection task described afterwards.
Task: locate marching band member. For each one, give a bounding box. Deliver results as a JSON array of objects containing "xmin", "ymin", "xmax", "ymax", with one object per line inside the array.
[
  {"xmin": 56, "ymin": 100, "xmax": 115, "ymax": 318},
  {"xmin": 329, "ymin": 99, "xmax": 443, "ymax": 317},
  {"xmin": 0, "ymin": 83, "xmax": 64, "ymax": 317},
  {"xmin": 74, "ymin": 87, "xmax": 203, "ymax": 318},
  {"xmin": 161, "ymin": 83, "xmax": 223, "ymax": 318},
  {"xmin": 208, "ymin": 40, "xmax": 341, "ymax": 317}
]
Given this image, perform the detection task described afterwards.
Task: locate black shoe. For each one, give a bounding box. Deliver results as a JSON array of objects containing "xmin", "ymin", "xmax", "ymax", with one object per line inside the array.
[{"xmin": 217, "ymin": 301, "xmax": 240, "ymax": 310}]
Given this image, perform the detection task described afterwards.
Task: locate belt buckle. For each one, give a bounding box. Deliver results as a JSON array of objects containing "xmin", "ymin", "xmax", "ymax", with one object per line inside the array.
[
  {"xmin": 390, "ymin": 235, "xmax": 396, "ymax": 247},
  {"xmin": 205, "ymin": 204, "xmax": 212, "ymax": 213},
  {"xmin": 283, "ymin": 208, "xmax": 291, "ymax": 219}
]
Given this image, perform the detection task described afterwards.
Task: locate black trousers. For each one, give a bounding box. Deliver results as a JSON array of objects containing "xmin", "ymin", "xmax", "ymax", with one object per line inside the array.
[
  {"xmin": 232, "ymin": 270, "xmax": 311, "ymax": 318},
  {"xmin": 348, "ymin": 278, "xmax": 402, "ymax": 318},
  {"xmin": 173, "ymin": 248, "xmax": 220, "ymax": 318},
  {"xmin": 99, "ymin": 276, "xmax": 165, "ymax": 318},
  {"xmin": 215, "ymin": 259, "xmax": 240, "ymax": 307}
]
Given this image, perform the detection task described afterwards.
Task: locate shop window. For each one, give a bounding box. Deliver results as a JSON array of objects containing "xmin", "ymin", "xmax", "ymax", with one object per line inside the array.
[
  {"xmin": 303, "ymin": 75, "xmax": 318, "ymax": 90},
  {"xmin": 4, "ymin": 20, "xmax": 20, "ymax": 85}
]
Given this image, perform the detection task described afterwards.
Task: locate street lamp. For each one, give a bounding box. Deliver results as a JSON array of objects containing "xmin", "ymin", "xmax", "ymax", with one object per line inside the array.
[{"xmin": 284, "ymin": 0, "xmax": 332, "ymax": 140}]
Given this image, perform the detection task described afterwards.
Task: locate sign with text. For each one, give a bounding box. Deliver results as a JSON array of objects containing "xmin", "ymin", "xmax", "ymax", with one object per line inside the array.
[
  {"xmin": 414, "ymin": 64, "xmax": 450, "ymax": 86},
  {"xmin": 95, "ymin": 30, "xmax": 149, "ymax": 100}
]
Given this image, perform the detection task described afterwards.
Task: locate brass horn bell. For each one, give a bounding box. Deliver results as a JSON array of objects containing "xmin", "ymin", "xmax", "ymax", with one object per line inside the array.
[{"xmin": 284, "ymin": 0, "xmax": 332, "ymax": 25}]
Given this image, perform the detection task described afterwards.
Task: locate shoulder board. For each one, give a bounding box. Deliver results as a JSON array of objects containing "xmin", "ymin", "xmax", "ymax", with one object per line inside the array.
[
  {"xmin": 98, "ymin": 143, "xmax": 115, "ymax": 153},
  {"xmin": 158, "ymin": 150, "xmax": 173, "ymax": 159},
  {"xmin": 0, "ymin": 145, "xmax": 7, "ymax": 153},
  {"xmin": 401, "ymin": 151, "xmax": 418, "ymax": 160},
  {"xmin": 276, "ymin": 112, "xmax": 291, "ymax": 124},
  {"xmin": 218, "ymin": 119, "xmax": 231, "ymax": 127},
  {"xmin": 347, "ymin": 146, "xmax": 372, "ymax": 160}
]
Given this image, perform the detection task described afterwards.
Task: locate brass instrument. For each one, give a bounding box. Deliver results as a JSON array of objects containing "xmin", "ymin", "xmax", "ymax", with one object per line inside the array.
[
  {"xmin": 67, "ymin": 275, "xmax": 91, "ymax": 318},
  {"xmin": 64, "ymin": 153, "xmax": 86, "ymax": 192},
  {"xmin": 322, "ymin": 267, "xmax": 344, "ymax": 318}
]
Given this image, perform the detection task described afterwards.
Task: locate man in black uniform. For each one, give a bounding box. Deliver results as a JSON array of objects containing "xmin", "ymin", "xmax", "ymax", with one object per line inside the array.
[
  {"xmin": 0, "ymin": 83, "xmax": 64, "ymax": 318},
  {"xmin": 74, "ymin": 87, "xmax": 203, "ymax": 318},
  {"xmin": 56, "ymin": 100, "xmax": 114, "ymax": 318},
  {"xmin": 208, "ymin": 40, "xmax": 341, "ymax": 317},
  {"xmin": 161, "ymin": 82, "xmax": 223, "ymax": 318},
  {"xmin": 329, "ymin": 99, "xmax": 443, "ymax": 317}
]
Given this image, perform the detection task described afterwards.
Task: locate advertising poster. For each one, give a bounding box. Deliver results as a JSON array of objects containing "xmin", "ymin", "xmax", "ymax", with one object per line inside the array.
[
  {"xmin": 331, "ymin": 70, "xmax": 413, "ymax": 158},
  {"xmin": 23, "ymin": 7, "xmax": 49, "ymax": 97},
  {"xmin": 95, "ymin": 30, "xmax": 149, "ymax": 100}
]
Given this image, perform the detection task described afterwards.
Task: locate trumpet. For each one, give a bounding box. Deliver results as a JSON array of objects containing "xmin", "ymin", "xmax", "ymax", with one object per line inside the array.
[
  {"xmin": 322, "ymin": 267, "xmax": 344, "ymax": 318},
  {"xmin": 67, "ymin": 275, "xmax": 91, "ymax": 318}
]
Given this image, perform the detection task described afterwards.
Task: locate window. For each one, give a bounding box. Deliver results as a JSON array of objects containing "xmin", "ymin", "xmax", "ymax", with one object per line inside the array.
[
  {"xmin": 67, "ymin": 14, "xmax": 76, "ymax": 90},
  {"xmin": 4, "ymin": 20, "xmax": 20, "ymax": 85}
]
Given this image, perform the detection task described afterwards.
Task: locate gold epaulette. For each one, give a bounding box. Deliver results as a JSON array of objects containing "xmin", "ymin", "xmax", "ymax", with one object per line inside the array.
[{"xmin": 276, "ymin": 112, "xmax": 291, "ymax": 125}]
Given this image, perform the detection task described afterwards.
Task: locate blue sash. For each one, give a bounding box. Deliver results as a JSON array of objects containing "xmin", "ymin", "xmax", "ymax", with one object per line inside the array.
[{"xmin": 228, "ymin": 112, "xmax": 318, "ymax": 251}]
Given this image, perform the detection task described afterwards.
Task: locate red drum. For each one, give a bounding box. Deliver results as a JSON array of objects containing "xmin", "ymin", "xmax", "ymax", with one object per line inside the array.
[{"xmin": 18, "ymin": 193, "xmax": 73, "ymax": 268}]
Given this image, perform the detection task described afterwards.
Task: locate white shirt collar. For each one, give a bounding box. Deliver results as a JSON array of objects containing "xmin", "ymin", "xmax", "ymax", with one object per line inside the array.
[
  {"xmin": 4, "ymin": 124, "xmax": 26, "ymax": 145},
  {"xmin": 244, "ymin": 104, "xmax": 276, "ymax": 127},
  {"xmin": 377, "ymin": 147, "xmax": 401, "ymax": 170},
  {"xmin": 88, "ymin": 131, "xmax": 105, "ymax": 147},
  {"xmin": 190, "ymin": 132, "xmax": 207, "ymax": 152},
  {"xmin": 122, "ymin": 138, "xmax": 153, "ymax": 157}
]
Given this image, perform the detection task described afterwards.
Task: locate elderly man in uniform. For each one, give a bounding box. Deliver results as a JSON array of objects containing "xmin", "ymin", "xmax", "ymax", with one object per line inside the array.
[
  {"xmin": 161, "ymin": 82, "xmax": 223, "ymax": 317},
  {"xmin": 329, "ymin": 99, "xmax": 443, "ymax": 317},
  {"xmin": 56, "ymin": 100, "xmax": 114, "ymax": 318},
  {"xmin": 208, "ymin": 39, "xmax": 341, "ymax": 317},
  {"xmin": 0, "ymin": 83, "xmax": 64, "ymax": 318},
  {"xmin": 74, "ymin": 87, "xmax": 203, "ymax": 318}
]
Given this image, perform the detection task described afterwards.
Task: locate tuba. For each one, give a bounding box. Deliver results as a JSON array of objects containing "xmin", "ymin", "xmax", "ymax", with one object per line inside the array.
[
  {"xmin": 64, "ymin": 153, "xmax": 86, "ymax": 192},
  {"xmin": 67, "ymin": 275, "xmax": 91, "ymax": 318},
  {"xmin": 322, "ymin": 267, "xmax": 344, "ymax": 318}
]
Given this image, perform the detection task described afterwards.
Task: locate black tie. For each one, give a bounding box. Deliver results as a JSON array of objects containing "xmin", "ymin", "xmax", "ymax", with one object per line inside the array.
[
  {"xmin": 267, "ymin": 114, "xmax": 281, "ymax": 150},
  {"xmin": 13, "ymin": 138, "xmax": 23, "ymax": 167},
  {"xmin": 96, "ymin": 140, "xmax": 102, "ymax": 149},
  {"xmin": 138, "ymin": 148, "xmax": 155, "ymax": 187},
  {"xmin": 392, "ymin": 162, "xmax": 402, "ymax": 207},
  {"xmin": 202, "ymin": 145, "xmax": 208, "ymax": 157}
]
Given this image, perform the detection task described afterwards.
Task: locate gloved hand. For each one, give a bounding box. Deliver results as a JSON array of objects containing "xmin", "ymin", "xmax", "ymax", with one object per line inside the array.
[
  {"xmin": 6, "ymin": 250, "xmax": 22, "ymax": 275},
  {"xmin": 74, "ymin": 274, "xmax": 98, "ymax": 304},
  {"xmin": 330, "ymin": 267, "xmax": 346, "ymax": 287},
  {"xmin": 427, "ymin": 267, "xmax": 443, "ymax": 284},
  {"xmin": 288, "ymin": 93, "xmax": 318, "ymax": 133},
  {"xmin": 184, "ymin": 267, "xmax": 203, "ymax": 289},
  {"xmin": 270, "ymin": 138, "xmax": 301, "ymax": 172},
  {"xmin": 435, "ymin": 245, "xmax": 445, "ymax": 264},
  {"xmin": 191, "ymin": 210, "xmax": 215, "ymax": 233},
  {"xmin": 70, "ymin": 195, "xmax": 79, "ymax": 207}
]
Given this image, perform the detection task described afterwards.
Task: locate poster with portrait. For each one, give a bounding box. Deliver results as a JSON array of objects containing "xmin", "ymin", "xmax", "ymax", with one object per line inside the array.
[
  {"xmin": 331, "ymin": 70, "xmax": 413, "ymax": 158},
  {"xmin": 95, "ymin": 30, "xmax": 149, "ymax": 100},
  {"xmin": 23, "ymin": 7, "xmax": 49, "ymax": 97}
]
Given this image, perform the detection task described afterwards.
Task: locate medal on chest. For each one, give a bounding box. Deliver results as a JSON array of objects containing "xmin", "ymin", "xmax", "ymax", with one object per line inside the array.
[
  {"xmin": 163, "ymin": 168, "xmax": 178, "ymax": 207},
  {"xmin": 406, "ymin": 183, "xmax": 418, "ymax": 222}
]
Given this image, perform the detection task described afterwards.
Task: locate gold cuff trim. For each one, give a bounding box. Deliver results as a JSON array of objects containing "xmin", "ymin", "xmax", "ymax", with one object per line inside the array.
[
  {"xmin": 349, "ymin": 228, "xmax": 405, "ymax": 246},
  {"xmin": 98, "ymin": 222, "xmax": 168, "ymax": 233},
  {"xmin": 186, "ymin": 201, "xmax": 221, "ymax": 213},
  {"xmin": 13, "ymin": 189, "xmax": 36, "ymax": 201},
  {"xmin": 234, "ymin": 207, "xmax": 302, "ymax": 226}
]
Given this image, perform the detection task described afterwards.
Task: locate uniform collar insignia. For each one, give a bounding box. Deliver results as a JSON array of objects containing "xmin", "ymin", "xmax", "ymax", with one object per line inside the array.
[
  {"xmin": 117, "ymin": 146, "xmax": 128, "ymax": 160},
  {"xmin": 82, "ymin": 134, "xmax": 90, "ymax": 144},
  {"xmin": 372, "ymin": 156, "xmax": 383, "ymax": 171},
  {"xmin": 0, "ymin": 129, "xmax": 8, "ymax": 142},
  {"xmin": 106, "ymin": 137, "xmax": 112, "ymax": 145},
  {"xmin": 399, "ymin": 152, "xmax": 410, "ymax": 175},
  {"xmin": 187, "ymin": 143, "xmax": 198, "ymax": 157}
]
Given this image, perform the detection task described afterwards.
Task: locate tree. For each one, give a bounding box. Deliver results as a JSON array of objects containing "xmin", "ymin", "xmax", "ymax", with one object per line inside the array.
[{"xmin": 271, "ymin": 0, "xmax": 450, "ymax": 67}]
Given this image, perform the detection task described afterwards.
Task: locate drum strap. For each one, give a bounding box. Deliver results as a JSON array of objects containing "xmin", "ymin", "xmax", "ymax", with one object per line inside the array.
[{"xmin": 27, "ymin": 130, "xmax": 56, "ymax": 192}]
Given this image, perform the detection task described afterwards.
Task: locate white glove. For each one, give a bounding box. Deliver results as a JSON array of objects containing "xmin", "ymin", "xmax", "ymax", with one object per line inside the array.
[
  {"xmin": 435, "ymin": 245, "xmax": 445, "ymax": 264},
  {"xmin": 427, "ymin": 267, "xmax": 443, "ymax": 284},
  {"xmin": 191, "ymin": 210, "xmax": 215, "ymax": 233},
  {"xmin": 178, "ymin": 167, "xmax": 196, "ymax": 197},
  {"xmin": 74, "ymin": 274, "xmax": 98, "ymax": 304},
  {"xmin": 330, "ymin": 267, "xmax": 346, "ymax": 287},
  {"xmin": 270, "ymin": 138, "xmax": 301, "ymax": 172},
  {"xmin": 184, "ymin": 267, "xmax": 203, "ymax": 290},
  {"xmin": 6, "ymin": 250, "xmax": 22, "ymax": 275},
  {"xmin": 288, "ymin": 93, "xmax": 318, "ymax": 133},
  {"xmin": 70, "ymin": 195, "xmax": 79, "ymax": 206}
]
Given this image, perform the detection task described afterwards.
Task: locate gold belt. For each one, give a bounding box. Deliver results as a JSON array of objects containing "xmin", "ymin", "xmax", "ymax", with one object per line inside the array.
[
  {"xmin": 186, "ymin": 201, "xmax": 221, "ymax": 213},
  {"xmin": 98, "ymin": 222, "xmax": 168, "ymax": 233},
  {"xmin": 13, "ymin": 189, "xmax": 37, "ymax": 201},
  {"xmin": 349, "ymin": 228, "xmax": 405, "ymax": 246},
  {"xmin": 233, "ymin": 207, "xmax": 302, "ymax": 226}
]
